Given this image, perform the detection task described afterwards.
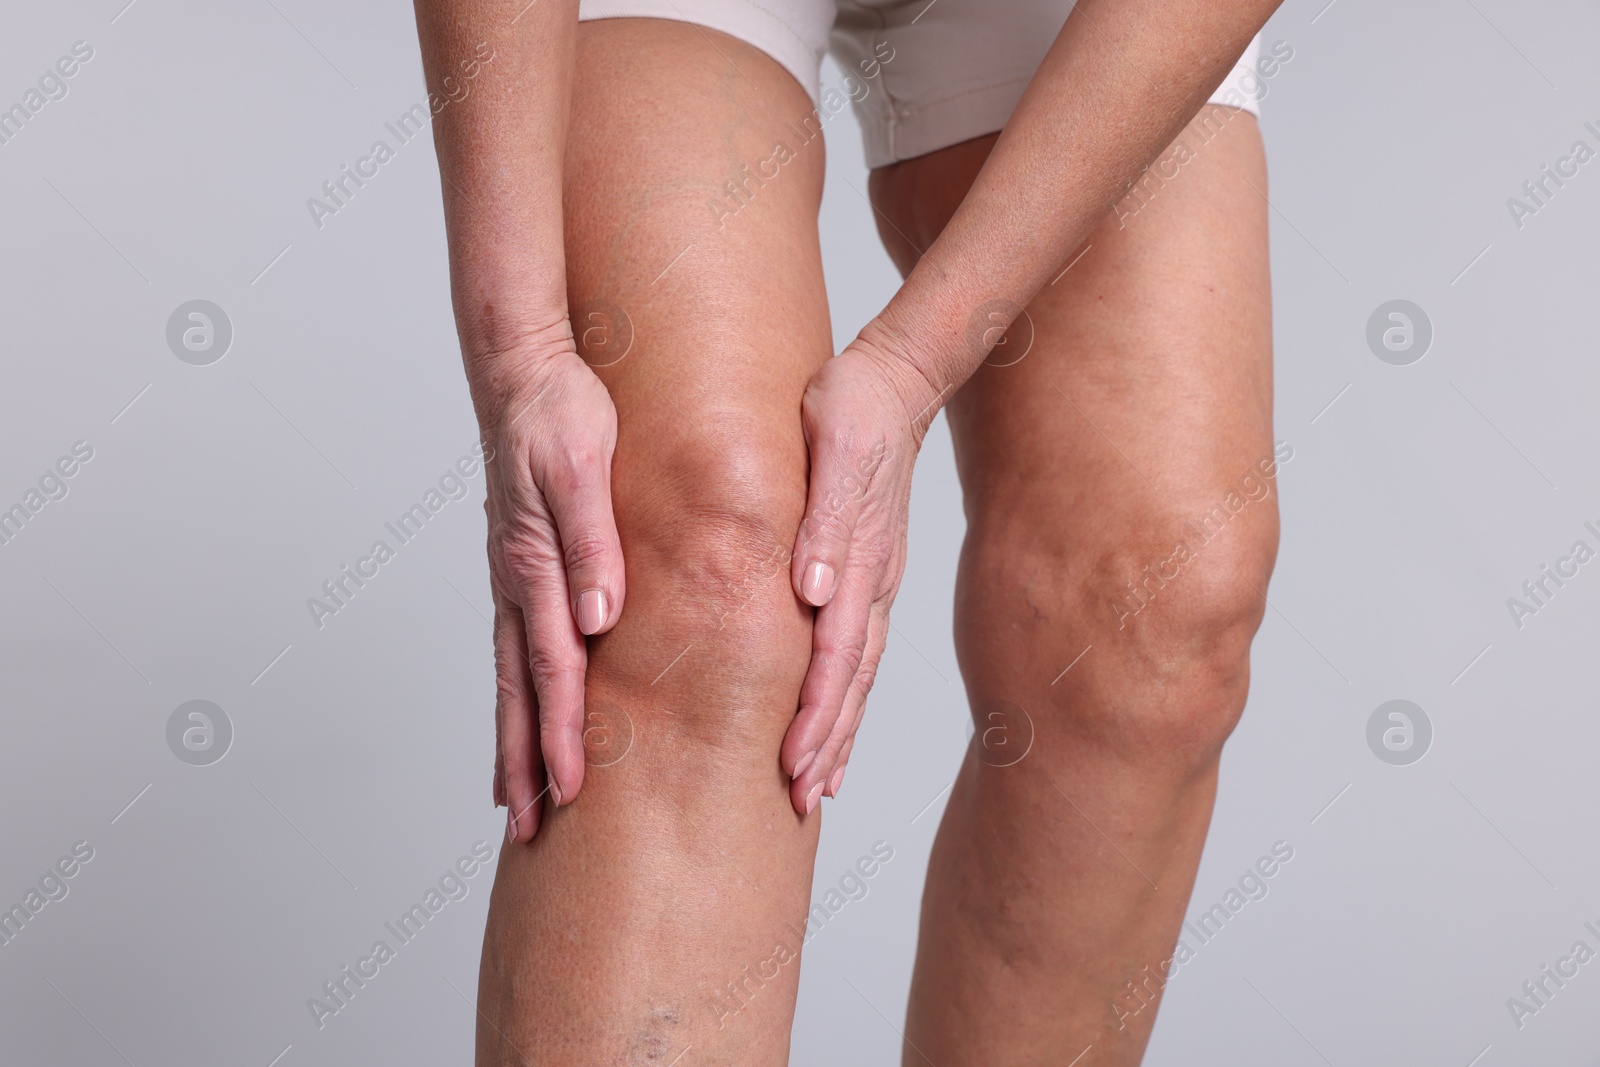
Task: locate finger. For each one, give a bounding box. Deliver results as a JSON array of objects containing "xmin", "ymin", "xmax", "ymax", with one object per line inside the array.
[
  {"xmin": 829, "ymin": 734, "xmax": 857, "ymax": 798},
  {"xmin": 488, "ymin": 507, "xmax": 507, "ymax": 811},
  {"xmin": 492, "ymin": 608, "xmax": 505, "ymax": 808},
  {"xmin": 824, "ymin": 603, "xmax": 887, "ymax": 797},
  {"xmin": 493, "ymin": 700, "xmax": 505, "ymax": 808},
  {"xmin": 793, "ymin": 598, "xmax": 887, "ymax": 808},
  {"xmin": 544, "ymin": 444, "xmax": 626, "ymax": 637},
  {"xmin": 511, "ymin": 547, "xmax": 589, "ymax": 809},
  {"xmin": 493, "ymin": 587, "xmax": 545, "ymax": 843},
  {"xmin": 812, "ymin": 607, "xmax": 884, "ymax": 795},
  {"xmin": 824, "ymin": 675, "xmax": 872, "ymax": 798},
  {"xmin": 783, "ymin": 556, "xmax": 878, "ymax": 814},
  {"xmin": 790, "ymin": 427, "xmax": 878, "ymax": 609}
]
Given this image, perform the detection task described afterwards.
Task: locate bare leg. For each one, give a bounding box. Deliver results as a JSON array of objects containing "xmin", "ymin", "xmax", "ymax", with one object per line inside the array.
[
  {"xmin": 871, "ymin": 108, "xmax": 1280, "ymax": 1065},
  {"xmin": 474, "ymin": 20, "xmax": 834, "ymax": 1066}
]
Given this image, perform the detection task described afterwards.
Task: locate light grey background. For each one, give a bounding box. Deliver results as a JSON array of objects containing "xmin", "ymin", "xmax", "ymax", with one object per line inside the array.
[{"xmin": 2, "ymin": 0, "xmax": 1597, "ymax": 1064}]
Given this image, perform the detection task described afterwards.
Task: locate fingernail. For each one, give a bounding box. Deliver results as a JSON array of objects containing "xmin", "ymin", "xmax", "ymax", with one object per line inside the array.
[
  {"xmin": 506, "ymin": 810, "xmax": 517, "ymax": 843},
  {"xmin": 828, "ymin": 765, "xmax": 845, "ymax": 797},
  {"xmin": 801, "ymin": 561, "xmax": 836, "ymax": 606},
  {"xmin": 792, "ymin": 750, "xmax": 818, "ymax": 779},
  {"xmin": 805, "ymin": 782, "xmax": 824, "ymax": 815},
  {"xmin": 549, "ymin": 780, "xmax": 563, "ymax": 807},
  {"xmin": 576, "ymin": 589, "xmax": 607, "ymax": 635}
]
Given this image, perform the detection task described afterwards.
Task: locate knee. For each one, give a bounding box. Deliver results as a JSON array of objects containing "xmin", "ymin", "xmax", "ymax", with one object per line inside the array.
[
  {"xmin": 595, "ymin": 418, "xmax": 812, "ymax": 750},
  {"xmin": 957, "ymin": 504, "xmax": 1278, "ymax": 767},
  {"xmin": 1104, "ymin": 516, "xmax": 1276, "ymax": 670},
  {"xmin": 618, "ymin": 411, "xmax": 805, "ymax": 614}
]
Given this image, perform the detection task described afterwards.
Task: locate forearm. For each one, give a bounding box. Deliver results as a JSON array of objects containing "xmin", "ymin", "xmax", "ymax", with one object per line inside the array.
[
  {"xmin": 414, "ymin": 0, "xmax": 579, "ymax": 411},
  {"xmin": 866, "ymin": 0, "xmax": 1281, "ymax": 414}
]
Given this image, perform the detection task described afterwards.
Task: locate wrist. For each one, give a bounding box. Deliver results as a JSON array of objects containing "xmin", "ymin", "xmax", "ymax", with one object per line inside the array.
[
  {"xmin": 851, "ymin": 316, "xmax": 955, "ymax": 442},
  {"xmin": 873, "ymin": 252, "xmax": 1035, "ymax": 400},
  {"xmin": 456, "ymin": 296, "xmax": 572, "ymax": 365},
  {"xmin": 460, "ymin": 313, "xmax": 580, "ymax": 424}
]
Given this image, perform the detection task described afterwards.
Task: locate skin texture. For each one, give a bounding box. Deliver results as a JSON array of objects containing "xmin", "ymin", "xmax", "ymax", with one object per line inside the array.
[
  {"xmin": 474, "ymin": 21, "xmax": 832, "ymax": 1066},
  {"xmin": 419, "ymin": 0, "xmax": 1280, "ymax": 831},
  {"xmin": 780, "ymin": 0, "xmax": 1282, "ymax": 809},
  {"xmin": 871, "ymin": 107, "xmax": 1278, "ymax": 1066},
  {"xmin": 412, "ymin": 1, "xmax": 1283, "ymax": 1064}
]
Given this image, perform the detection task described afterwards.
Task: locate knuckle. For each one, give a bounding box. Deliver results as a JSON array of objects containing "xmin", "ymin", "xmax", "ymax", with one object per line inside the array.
[
  {"xmin": 525, "ymin": 647, "xmax": 580, "ymax": 696},
  {"xmin": 561, "ymin": 529, "xmax": 615, "ymax": 573},
  {"xmin": 542, "ymin": 445, "xmax": 605, "ymax": 496},
  {"xmin": 852, "ymin": 660, "xmax": 880, "ymax": 695},
  {"xmin": 823, "ymin": 637, "xmax": 868, "ymax": 672},
  {"xmin": 858, "ymin": 549, "xmax": 900, "ymax": 590},
  {"xmin": 493, "ymin": 664, "xmax": 525, "ymax": 708},
  {"xmin": 499, "ymin": 532, "xmax": 564, "ymax": 585},
  {"xmin": 560, "ymin": 437, "xmax": 609, "ymax": 473},
  {"xmin": 798, "ymin": 502, "xmax": 851, "ymax": 551}
]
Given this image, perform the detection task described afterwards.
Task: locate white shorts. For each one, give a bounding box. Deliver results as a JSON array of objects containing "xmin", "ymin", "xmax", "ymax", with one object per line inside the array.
[{"xmin": 577, "ymin": 0, "xmax": 1265, "ymax": 168}]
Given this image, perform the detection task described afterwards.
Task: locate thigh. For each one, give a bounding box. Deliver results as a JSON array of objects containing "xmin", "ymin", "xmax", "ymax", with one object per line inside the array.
[
  {"xmin": 477, "ymin": 19, "xmax": 834, "ymax": 1065},
  {"xmin": 955, "ymin": 108, "xmax": 1275, "ymax": 563},
  {"xmin": 871, "ymin": 106, "xmax": 1278, "ymax": 699},
  {"xmin": 568, "ymin": 17, "xmax": 832, "ymax": 515},
  {"xmin": 565, "ymin": 15, "xmax": 834, "ymax": 708}
]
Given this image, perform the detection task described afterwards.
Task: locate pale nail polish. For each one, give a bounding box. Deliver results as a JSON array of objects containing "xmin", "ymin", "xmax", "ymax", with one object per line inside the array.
[
  {"xmin": 576, "ymin": 588, "xmax": 607, "ymax": 635},
  {"xmin": 828, "ymin": 765, "xmax": 845, "ymax": 797},
  {"xmin": 805, "ymin": 783, "xmax": 824, "ymax": 815},
  {"xmin": 549, "ymin": 780, "xmax": 563, "ymax": 807},
  {"xmin": 792, "ymin": 749, "xmax": 818, "ymax": 779},
  {"xmin": 801, "ymin": 561, "xmax": 835, "ymax": 606},
  {"xmin": 506, "ymin": 811, "xmax": 517, "ymax": 842}
]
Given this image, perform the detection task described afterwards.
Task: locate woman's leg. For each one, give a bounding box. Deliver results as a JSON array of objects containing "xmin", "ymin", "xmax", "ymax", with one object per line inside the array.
[
  {"xmin": 870, "ymin": 106, "xmax": 1279, "ymax": 1065},
  {"xmin": 475, "ymin": 20, "xmax": 833, "ymax": 1066}
]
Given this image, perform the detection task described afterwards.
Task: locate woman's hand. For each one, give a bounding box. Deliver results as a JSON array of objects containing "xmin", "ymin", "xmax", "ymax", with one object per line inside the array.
[
  {"xmin": 476, "ymin": 333, "xmax": 626, "ymax": 843},
  {"xmin": 782, "ymin": 330, "xmax": 944, "ymax": 814}
]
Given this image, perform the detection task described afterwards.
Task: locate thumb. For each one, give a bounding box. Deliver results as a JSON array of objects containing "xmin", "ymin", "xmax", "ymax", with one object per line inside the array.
[
  {"xmin": 543, "ymin": 446, "xmax": 627, "ymax": 636},
  {"xmin": 792, "ymin": 428, "xmax": 880, "ymax": 607}
]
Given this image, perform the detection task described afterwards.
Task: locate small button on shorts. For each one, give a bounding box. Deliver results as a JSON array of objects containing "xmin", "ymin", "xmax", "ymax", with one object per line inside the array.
[{"xmin": 577, "ymin": 0, "xmax": 1265, "ymax": 167}]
